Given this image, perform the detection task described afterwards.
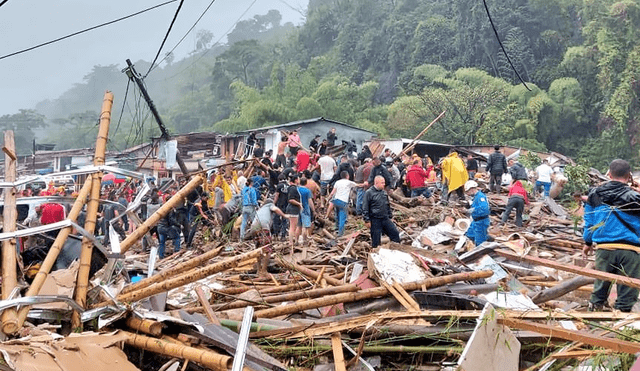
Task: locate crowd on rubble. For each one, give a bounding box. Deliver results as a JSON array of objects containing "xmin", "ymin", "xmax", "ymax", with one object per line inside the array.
[{"xmin": 14, "ymin": 135, "xmax": 573, "ymax": 263}]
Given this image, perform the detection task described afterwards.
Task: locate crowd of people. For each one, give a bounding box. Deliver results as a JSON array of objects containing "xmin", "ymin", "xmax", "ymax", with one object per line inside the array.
[{"xmin": 15, "ymin": 138, "xmax": 567, "ymax": 265}]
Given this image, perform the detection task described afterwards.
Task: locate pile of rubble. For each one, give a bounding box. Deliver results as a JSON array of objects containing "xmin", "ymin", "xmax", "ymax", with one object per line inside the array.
[{"xmin": 3, "ymin": 96, "xmax": 640, "ymax": 371}]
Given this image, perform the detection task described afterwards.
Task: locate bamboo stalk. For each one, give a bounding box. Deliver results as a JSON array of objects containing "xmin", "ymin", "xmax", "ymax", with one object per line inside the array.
[
  {"xmin": 278, "ymin": 258, "xmax": 343, "ymax": 286},
  {"xmin": 1, "ymin": 130, "xmax": 18, "ymax": 334},
  {"xmin": 260, "ymin": 344, "xmax": 464, "ymax": 355},
  {"xmin": 100, "ymin": 248, "xmax": 265, "ymax": 306},
  {"xmin": 399, "ymin": 110, "xmax": 446, "ymax": 157},
  {"xmin": 125, "ymin": 316, "xmax": 165, "ymax": 336},
  {"xmin": 72, "ymin": 91, "xmax": 113, "ymax": 329},
  {"xmin": 214, "ymin": 283, "xmax": 360, "ymax": 311},
  {"xmin": 254, "ymin": 270, "xmax": 493, "ymax": 319},
  {"xmin": 119, "ymin": 174, "xmax": 205, "ymax": 254},
  {"xmin": 120, "ymin": 244, "xmax": 222, "ymax": 295},
  {"xmin": 15, "ymin": 177, "xmax": 93, "ymax": 329},
  {"xmin": 122, "ymin": 331, "xmax": 232, "ymax": 371}
]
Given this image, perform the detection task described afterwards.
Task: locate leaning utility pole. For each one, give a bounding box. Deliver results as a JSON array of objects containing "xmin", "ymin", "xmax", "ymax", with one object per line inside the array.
[{"xmin": 123, "ymin": 59, "xmax": 189, "ymax": 175}]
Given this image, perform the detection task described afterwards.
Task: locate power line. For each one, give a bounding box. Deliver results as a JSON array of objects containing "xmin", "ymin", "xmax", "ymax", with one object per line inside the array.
[
  {"xmin": 0, "ymin": 0, "xmax": 178, "ymax": 62},
  {"xmin": 0, "ymin": 0, "xmax": 10, "ymax": 9},
  {"xmin": 144, "ymin": 0, "xmax": 185, "ymax": 78},
  {"xmin": 482, "ymin": 0, "xmax": 531, "ymax": 91},
  {"xmin": 147, "ymin": 0, "xmax": 219, "ymax": 75}
]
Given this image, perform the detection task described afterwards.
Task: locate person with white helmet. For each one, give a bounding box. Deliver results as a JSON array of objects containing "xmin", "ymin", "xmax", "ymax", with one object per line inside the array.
[{"xmin": 464, "ymin": 180, "xmax": 491, "ymax": 246}]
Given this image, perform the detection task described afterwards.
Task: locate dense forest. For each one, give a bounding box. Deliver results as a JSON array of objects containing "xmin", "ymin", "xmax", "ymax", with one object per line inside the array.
[{"xmin": 1, "ymin": 0, "xmax": 639, "ymax": 171}]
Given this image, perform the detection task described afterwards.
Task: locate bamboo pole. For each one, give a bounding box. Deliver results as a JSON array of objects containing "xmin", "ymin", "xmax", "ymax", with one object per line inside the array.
[
  {"xmin": 72, "ymin": 91, "xmax": 113, "ymax": 329},
  {"xmin": 214, "ymin": 283, "xmax": 361, "ymax": 311},
  {"xmin": 398, "ymin": 110, "xmax": 446, "ymax": 157},
  {"xmin": 1, "ymin": 131, "xmax": 18, "ymax": 334},
  {"xmin": 277, "ymin": 258, "xmax": 343, "ymax": 286},
  {"xmin": 122, "ymin": 331, "xmax": 232, "ymax": 371},
  {"xmin": 120, "ymin": 244, "xmax": 222, "ymax": 295},
  {"xmin": 125, "ymin": 316, "xmax": 165, "ymax": 336},
  {"xmin": 254, "ymin": 270, "xmax": 493, "ymax": 319},
  {"xmin": 98, "ymin": 248, "xmax": 265, "ymax": 306},
  {"xmin": 15, "ymin": 177, "xmax": 93, "ymax": 329},
  {"xmin": 119, "ymin": 174, "xmax": 205, "ymax": 254}
]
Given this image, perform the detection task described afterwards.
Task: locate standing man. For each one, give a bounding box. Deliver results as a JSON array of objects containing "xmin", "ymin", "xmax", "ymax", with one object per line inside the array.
[
  {"xmin": 309, "ymin": 134, "xmax": 321, "ymax": 153},
  {"xmin": 366, "ymin": 156, "xmax": 393, "ymax": 191},
  {"xmin": 326, "ymin": 171, "xmax": 362, "ymax": 237},
  {"xmin": 298, "ymin": 178, "xmax": 315, "ymax": 242},
  {"xmin": 464, "ymin": 180, "xmax": 490, "ymax": 246},
  {"xmin": 466, "ymin": 154, "xmax": 478, "ymax": 180},
  {"xmin": 535, "ymin": 159, "xmax": 554, "ymax": 198},
  {"xmin": 272, "ymin": 174, "xmax": 290, "ymax": 240},
  {"xmin": 287, "ymin": 130, "xmax": 302, "ymax": 156},
  {"xmin": 240, "ymin": 178, "xmax": 258, "ymax": 240},
  {"xmin": 327, "ymin": 127, "xmax": 337, "ymax": 147},
  {"xmin": 286, "ymin": 175, "xmax": 302, "ymax": 255},
  {"xmin": 354, "ymin": 158, "xmax": 374, "ymax": 215},
  {"xmin": 485, "ymin": 145, "xmax": 508, "ymax": 193},
  {"xmin": 275, "ymin": 136, "xmax": 288, "ymax": 168},
  {"xmin": 441, "ymin": 151, "xmax": 468, "ymax": 202},
  {"xmin": 318, "ymin": 153, "xmax": 337, "ymax": 197},
  {"xmin": 583, "ymin": 159, "xmax": 640, "ymax": 312},
  {"xmin": 363, "ymin": 175, "xmax": 401, "ymax": 248}
]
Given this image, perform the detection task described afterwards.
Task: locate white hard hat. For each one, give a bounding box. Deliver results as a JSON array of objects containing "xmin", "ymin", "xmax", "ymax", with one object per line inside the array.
[{"xmin": 464, "ymin": 180, "xmax": 478, "ymax": 192}]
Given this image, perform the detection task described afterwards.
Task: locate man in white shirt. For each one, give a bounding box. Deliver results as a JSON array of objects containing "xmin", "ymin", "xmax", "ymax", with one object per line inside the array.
[
  {"xmin": 325, "ymin": 171, "xmax": 363, "ymax": 236},
  {"xmin": 535, "ymin": 159, "xmax": 554, "ymax": 198},
  {"xmin": 317, "ymin": 154, "xmax": 337, "ymax": 197}
]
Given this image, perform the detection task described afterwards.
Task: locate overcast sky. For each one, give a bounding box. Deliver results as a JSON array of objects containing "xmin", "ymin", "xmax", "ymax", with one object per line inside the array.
[{"xmin": 0, "ymin": 0, "xmax": 307, "ymax": 117}]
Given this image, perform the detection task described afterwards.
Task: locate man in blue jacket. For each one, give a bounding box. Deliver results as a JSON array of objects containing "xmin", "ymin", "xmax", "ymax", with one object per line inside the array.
[
  {"xmin": 464, "ymin": 180, "xmax": 490, "ymax": 246},
  {"xmin": 240, "ymin": 178, "xmax": 259, "ymax": 240},
  {"xmin": 583, "ymin": 159, "xmax": 640, "ymax": 312}
]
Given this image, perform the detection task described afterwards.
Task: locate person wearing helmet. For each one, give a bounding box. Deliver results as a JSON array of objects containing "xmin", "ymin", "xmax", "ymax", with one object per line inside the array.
[{"xmin": 464, "ymin": 180, "xmax": 491, "ymax": 246}]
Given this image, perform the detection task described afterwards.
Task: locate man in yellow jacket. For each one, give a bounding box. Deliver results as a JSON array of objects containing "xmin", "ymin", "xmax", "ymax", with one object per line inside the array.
[{"xmin": 441, "ymin": 151, "xmax": 468, "ymax": 203}]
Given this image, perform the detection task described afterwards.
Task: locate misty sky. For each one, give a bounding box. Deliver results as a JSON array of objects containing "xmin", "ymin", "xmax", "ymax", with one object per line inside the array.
[{"xmin": 0, "ymin": 0, "xmax": 307, "ymax": 117}]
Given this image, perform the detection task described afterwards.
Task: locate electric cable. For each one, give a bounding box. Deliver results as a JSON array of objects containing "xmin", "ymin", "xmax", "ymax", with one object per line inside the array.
[
  {"xmin": 481, "ymin": 0, "xmax": 531, "ymax": 91},
  {"xmin": 144, "ymin": 0, "xmax": 185, "ymax": 78},
  {"xmin": 0, "ymin": 0, "xmax": 178, "ymax": 62},
  {"xmin": 147, "ymin": 0, "xmax": 218, "ymax": 75},
  {"xmin": 0, "ymin": 0, "xmax": 10, "ymax": 9}
]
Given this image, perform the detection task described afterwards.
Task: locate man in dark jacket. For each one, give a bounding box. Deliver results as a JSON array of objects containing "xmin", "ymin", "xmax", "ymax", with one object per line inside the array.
[
  {"xmin": 583, "ymin": 159, "xmax": 640, "ymax": 312},
  {"xmin": 366, "ymin": 156, "xmax": 392, "ymax": 190},
  {"xmin": 157, "ymin": 204, "xmax": 181, "ymax": 258},
  {"xmin": 363, "ymin": 175, "xmax": 400, "ymax": 248},
  {"xmin": 327, "ymin": 128, "xmax": 337, "ymax": 146},
  {"xmin": 508, "ymin": 159, "xmax": 528, "ymax": 181},
  {"xmin": 358, "ymin": 145, "xmax": 372, "ymax": 163},
  {"xmin": 485, "ymin": 145, "xmax": 508, "ymax": 193}
]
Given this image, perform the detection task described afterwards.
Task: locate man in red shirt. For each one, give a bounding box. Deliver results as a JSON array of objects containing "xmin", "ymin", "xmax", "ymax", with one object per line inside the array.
[
  {"xmin": 40, "ymin": 203, "xmax": 65, "ymax": 225},
  {"xmin": 501, "ymin": 180, "xmax": 529, "ymax": 227},
  {"xmin": 296, "ymin": 149, "xmax": 310, "ymax": 173},
  {"xmin": 405, "ymin": 159, "xmax": 432, "ymax": 198}
]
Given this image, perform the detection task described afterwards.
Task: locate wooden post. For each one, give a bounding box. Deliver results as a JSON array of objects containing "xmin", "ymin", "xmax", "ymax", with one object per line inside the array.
[
  {"xmin": 1, "ymin": 131, "xmax": 18, "ymax": 334},
  {"xmin": 398, "ymin": 110, "xmax": 446, "ymax": 157},
  {"xmin": 331, "ymin": 333, "xmax": 347, "ymax": 371},
  {"xmin": 119, "ymin": 174, "xmax": 204, "ymax": 254},
  {"xmin": 72, "ymin": 91, "xmax": 113, "ymax": 329},
  {"xmin": 15, "ymin": 177, "xmax": 93, "ymax": 329}
]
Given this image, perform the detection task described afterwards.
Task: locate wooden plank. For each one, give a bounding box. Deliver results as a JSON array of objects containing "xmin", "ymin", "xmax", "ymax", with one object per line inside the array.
[
  {"xmin": 391, "ymin": 281, "xmax": 421, "ymax": 312},
  {"xmin": 1, "ymin": 130, "xmax": 18, "ymax": 334},
  {"xmin": 498, "ymin": 318, "xmax": 640, "ymax": 354},
  {"xmin": 380, "ymin": 281, "xmax": 414, "ymax": 311},
  {"xmin": 495, "ymin": 249, "xmax": 640, "ymax": 289},
  {"xmin": 195, "ymin": 286, "xmax": 220, "ymax": 325},
  {"xmin": 550, "ymin": 349, "xmax": 612, "ymax": 360},
  {"xmin": 1, "ymin": 146, "xmax": 16, "ymax": 161},
  {"xmin": 331, "ymin": 333, "xmax": 347, "ymax": 371}
]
